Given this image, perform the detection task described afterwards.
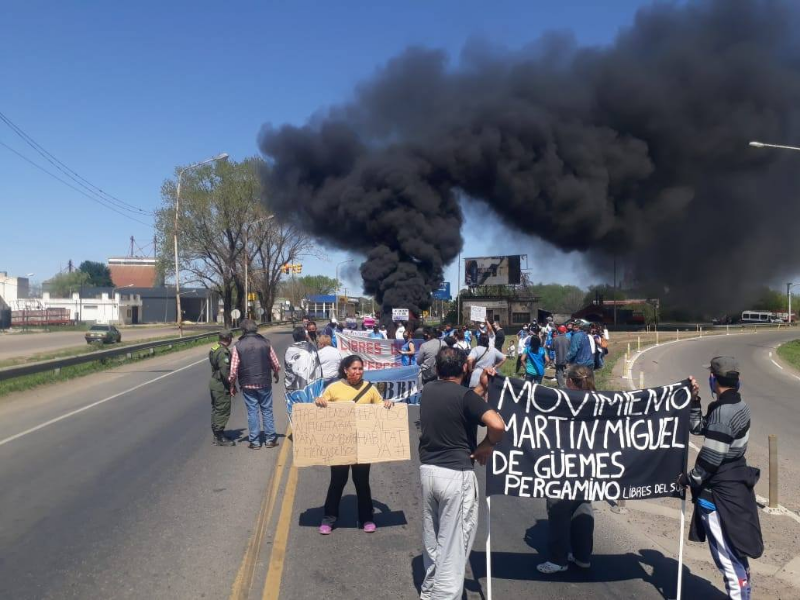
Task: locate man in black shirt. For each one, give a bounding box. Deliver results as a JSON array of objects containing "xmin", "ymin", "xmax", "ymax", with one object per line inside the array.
[
  {"xmin": 418, "ymin": 347, "xmax": 505, "ymax": 600},
  {"xmin": 492, "ymin": 316, "xmax": 506, "ymax": 354}
]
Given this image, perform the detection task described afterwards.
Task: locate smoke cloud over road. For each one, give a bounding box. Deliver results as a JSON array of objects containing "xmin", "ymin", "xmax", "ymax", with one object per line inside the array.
[{"xmin": 259, "ymin": 0, "xmax": 800, "ymax": 314}]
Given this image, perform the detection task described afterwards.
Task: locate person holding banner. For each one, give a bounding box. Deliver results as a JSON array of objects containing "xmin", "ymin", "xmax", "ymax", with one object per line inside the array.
[
  {"xmin": 418, "ymin": 347, "xmax": 505, "ymax": 600},
  {"xmin": 315, "ymin": 355, "xmax": 393, "ymax": 535},
  {"xmin": 678, "ymin": 357, "xmax": 762, "ymax": 599},
  {"xmin": 537, "ymin": 365, "xmax": 597, "ymax": 574}
]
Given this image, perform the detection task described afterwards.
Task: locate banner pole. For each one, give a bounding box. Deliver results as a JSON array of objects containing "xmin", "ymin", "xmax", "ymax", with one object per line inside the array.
[
  {"xmin": 486, "ymin": 495, "xmax": 493, "ymax": 600},
  {"xmin": 676, "ymin": 497, "xmax": 686, "ymax": 599}
]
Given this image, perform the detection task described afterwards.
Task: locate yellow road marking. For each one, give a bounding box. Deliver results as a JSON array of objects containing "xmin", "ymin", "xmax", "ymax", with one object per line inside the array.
[
  {"xmin": 262, "ymin": 454, "xmax": 299, "ymax": 599},
  {"xmin": 229, "ymin": 426, "xmax": 292, "ymax": 600}
]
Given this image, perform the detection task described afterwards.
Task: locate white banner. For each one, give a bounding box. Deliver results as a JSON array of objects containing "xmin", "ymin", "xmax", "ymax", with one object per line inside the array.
[
  {"xmin": 392, "ymin": 308, "xmax": 409, "ymax": 322},
  {"xmin": 334, "ymin": 331, "xmax": 421, "ymax": 370},
  {"xmin": 470, "ymin": 305, "xmax": 486, "ymax": 322}
]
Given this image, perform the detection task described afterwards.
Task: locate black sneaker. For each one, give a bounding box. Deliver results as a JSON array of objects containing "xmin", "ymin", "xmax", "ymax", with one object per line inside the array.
[
  {"xmin": 213, "ymin": 432, "xmax": 236, "ymax": 447},
  {"xmin": 248, "ymin": 443, "xmax": 262, "ymax": 450},
  {"xmin": 263, "ymin": 440, "xmax": 278, "ymax": 449}
]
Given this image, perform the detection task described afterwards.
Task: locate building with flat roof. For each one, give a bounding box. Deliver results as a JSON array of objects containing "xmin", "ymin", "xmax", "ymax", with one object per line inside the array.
[{"xmin": 108, "ymin": 257, "xmax": 158, "ymax": 288}]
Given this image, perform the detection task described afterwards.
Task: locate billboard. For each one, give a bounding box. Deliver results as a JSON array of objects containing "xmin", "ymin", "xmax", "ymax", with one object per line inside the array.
[
  {"xmin": 432, "ymin": 282, "xmax": 451, "ymax": 300},
  {"xmin": 464, "ymin": 255, "xmax": 521, "ymax": 286}
]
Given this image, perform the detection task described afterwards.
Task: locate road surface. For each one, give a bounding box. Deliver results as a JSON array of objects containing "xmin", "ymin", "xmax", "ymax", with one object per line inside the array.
[
  {"xmin": 0, "ymin": 324, "xmax": 215, "ymax": 363},
  {"xmin": 631, "ymin": 328, "xmax": 800, "ymax": 512},
  {"xmin": 1, "ymin": 327, "xmax": 798, "ymax": 598}
]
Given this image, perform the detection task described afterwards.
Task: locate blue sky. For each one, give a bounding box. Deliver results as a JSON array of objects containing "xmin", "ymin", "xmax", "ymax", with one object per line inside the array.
[{"xmin": 1, "ymin": 0, "xmax": 654, "ymax": 295}]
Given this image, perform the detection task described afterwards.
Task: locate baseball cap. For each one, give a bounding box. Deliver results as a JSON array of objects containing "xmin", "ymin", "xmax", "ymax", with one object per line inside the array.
[
  {"xmin": 219, "ymin": 329, "xmax": 233, "ymax": 341},
  {"xmin": 705, "ymin": 356, "xmax": 740, "ymax": 378}
]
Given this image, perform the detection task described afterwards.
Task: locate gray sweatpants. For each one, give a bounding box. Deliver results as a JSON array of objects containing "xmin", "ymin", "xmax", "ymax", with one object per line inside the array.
[
  {"xmin": 420, "ymin": 464, "xmax": 479, "ymax": 600},
  {"xmin": 555, "ymin": 365, "xmax": 567, "ymax": 388}
]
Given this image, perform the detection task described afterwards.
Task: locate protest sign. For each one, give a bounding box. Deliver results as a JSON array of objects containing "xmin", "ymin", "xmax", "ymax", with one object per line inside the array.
[
  {"xmin": 392, "ymin": 308, "xmax": 409, "ymax": 321},
  {"xmin": 292, "ymin": 403, "xmax": 411, "ymax": 467},
  {"xmin": 486, "ymin": 376, "xmax": 691, "ymax": 501},
  {"xmin": 470, "ymin": 305, "xmax": 486, "ymax": 322},
  {"xmin": 285, "ymin": 378, "xmax": 326, "ymax": 419},
  {"xmin": 364, "ymin": 365, "xmax": 422, "ymax": 405},
  {"xmin": 334, "ymin": 330, "xmax": 421, "ymax": 370}
]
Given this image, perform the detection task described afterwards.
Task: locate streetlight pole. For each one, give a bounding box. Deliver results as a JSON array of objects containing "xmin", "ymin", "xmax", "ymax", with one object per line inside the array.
[
  {"xmin": 174, "ymin": 153, "xmax": 228, "ymax": 337},
  {"xmin": 788, "ymin": 283, "xmax": 799, "ymax": 325},
  {"xmin": 335, "ymin": 259, "xmax": 354, "ymax": 320}
]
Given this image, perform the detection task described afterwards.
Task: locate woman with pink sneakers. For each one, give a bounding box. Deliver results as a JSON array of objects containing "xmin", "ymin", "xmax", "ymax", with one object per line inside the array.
[{"xmin": 314, "ymin": 355, "xmax": 392, "ymax": 534}]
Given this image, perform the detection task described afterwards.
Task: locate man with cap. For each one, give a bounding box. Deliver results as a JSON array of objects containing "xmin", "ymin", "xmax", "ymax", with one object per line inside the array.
[
  {"xmin": 208, "ymin": 330, "xmax": 236, "ymax": 446},
  {"xmin": 677, "ymin": 357, "xmax": 763, "ymax": 599}
]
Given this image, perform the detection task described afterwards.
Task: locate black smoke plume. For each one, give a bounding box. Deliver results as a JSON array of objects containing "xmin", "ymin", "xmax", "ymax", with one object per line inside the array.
[{"xmin": 260, "ymin": 0, "xmax": 800, "ymax": 315}]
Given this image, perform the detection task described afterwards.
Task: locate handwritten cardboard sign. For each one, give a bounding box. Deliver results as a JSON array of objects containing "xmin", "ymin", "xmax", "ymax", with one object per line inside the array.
[
  {"xmin": 292, "ymin": 403, "xmax": 411, "ymax": 467},
  {"xmin": 470, "ymin": 305, "xmax": 486, "ymax": 322}
]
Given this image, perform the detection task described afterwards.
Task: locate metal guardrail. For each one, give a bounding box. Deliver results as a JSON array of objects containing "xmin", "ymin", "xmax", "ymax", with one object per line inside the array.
[{"xmin": 0, "ymin": 321, "xmax": 292, "ymax": 383}]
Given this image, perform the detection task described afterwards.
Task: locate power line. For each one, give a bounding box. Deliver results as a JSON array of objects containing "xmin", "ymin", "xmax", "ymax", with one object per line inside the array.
[
  {"xmin": 0, "ymin": 110, "xmax": 152, "ymax": 216},
  {"xmin": 0, "ymin": 140, "xmax": 153, "ymax": 227}
]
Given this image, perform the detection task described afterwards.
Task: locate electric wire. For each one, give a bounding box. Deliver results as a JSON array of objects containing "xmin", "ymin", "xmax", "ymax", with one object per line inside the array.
[
  {"xmin": 0, "ymin": 110, "xmax": 152, "ymax": 216},
  {"xmin": 0, "ymin": 140, "xmax": 153, "ymax": 227}
]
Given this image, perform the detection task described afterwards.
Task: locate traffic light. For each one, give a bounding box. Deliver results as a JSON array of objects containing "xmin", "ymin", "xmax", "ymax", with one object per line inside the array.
[
  {"xmin": 293, "ymin": 264, "xmax": 302, "ymax": 274},
  {"xmin": 281, "ymin": 264, "xmax": 291, "ymax": 274}
]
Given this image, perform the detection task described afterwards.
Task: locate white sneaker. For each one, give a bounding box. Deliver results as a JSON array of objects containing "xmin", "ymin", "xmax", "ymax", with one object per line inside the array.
[
  {"xmin": 568, "ymin": 552, "xmax": 591, "ymax": 568},
  {"xmin": 537, "ymin": 561, "xmax": 568, "ymax": 574}
]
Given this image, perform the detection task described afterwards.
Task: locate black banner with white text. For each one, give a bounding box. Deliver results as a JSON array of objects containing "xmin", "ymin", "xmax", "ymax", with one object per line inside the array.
[{"xmin": 486, "ymin": 377, "xmax": 692, "ymax": 501}]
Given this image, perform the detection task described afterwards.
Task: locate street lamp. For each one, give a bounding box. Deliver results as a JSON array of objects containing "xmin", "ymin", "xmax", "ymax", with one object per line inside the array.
[
  {"xmin": 787, "ymin": 283, "xmax": 800, "ymax": 325},
  {"xmin": 174, "ymin": 153, "xmax": 229, "ymax": 337},
  {"xmin": 335, "ymin": 259, "xmax": 354, "ymax": 320},
  {"xmin": 244, "ymin": 215, "xmax": 275, "ymax": 321}
]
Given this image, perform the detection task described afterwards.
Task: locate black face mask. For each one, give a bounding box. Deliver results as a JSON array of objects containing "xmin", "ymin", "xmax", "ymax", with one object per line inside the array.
[{"xmin": 308, "ymin": 331, "xmax": 317, "ymax": 340}]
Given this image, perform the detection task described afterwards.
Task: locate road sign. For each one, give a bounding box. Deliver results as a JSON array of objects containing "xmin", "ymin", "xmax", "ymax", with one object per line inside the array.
[
  {"xmin": 432, "ymin": 282, "xmax": 451, "ymax": 300},
  {"xmin": 257, "ymin": 307, "xmax": 265, "ymax": 316},
  {"xmin": 231, "ymin": 309, "xmax": 241, "ymax": 320},
  {"xmin": 392, "ymin": 308, "xmax": 409, "ymax": 322},
  {"xmin": 470, "ymin": 305, "xmax": 486, "ymax": 322}
]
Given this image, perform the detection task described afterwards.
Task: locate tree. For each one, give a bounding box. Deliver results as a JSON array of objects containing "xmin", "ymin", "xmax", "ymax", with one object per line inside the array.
[
  {"xmin": 46, "ymin": 271, "xmax": 90, "ymax": 297},
  {"xmin": 78, "ymin": 260, "xmax": 113, "ymax": 287},
  {"xmin": 155, "ymin": 156, "xmax": 312, "ymax": 325}
]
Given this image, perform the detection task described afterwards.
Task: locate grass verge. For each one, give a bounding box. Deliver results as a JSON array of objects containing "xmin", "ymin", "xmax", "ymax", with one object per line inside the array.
[
  {"xmin": 777, "ymin": 339, "xmax": 800, "ymax": 371},
  {"xmin": 0, "ymin": 336, "xmax": 213, "ymax": 398}
]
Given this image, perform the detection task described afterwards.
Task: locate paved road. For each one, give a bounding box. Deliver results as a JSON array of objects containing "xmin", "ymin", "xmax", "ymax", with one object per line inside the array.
[
  {"xmin": 0, "ymin": 324, "xmax": 215, "ymax": 362},
  {"xmin": 0, "ymin": 326, "xmax": 293, "ymax": 600},
  {"xmin": 4, "ymin": 327, "xmax": 798, "ymax": 598},
  {"xmin": 631, "ymin": 328, "xmax": 800, "ymax": 511}
]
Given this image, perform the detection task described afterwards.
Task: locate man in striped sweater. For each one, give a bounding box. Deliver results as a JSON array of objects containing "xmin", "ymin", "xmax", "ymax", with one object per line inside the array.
[{"xmin": 678, "ymin": 356, "xmax": 763, "ymax": 600}]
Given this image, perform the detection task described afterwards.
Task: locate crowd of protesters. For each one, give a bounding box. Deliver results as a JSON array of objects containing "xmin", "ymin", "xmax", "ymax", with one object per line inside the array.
[{"xmin": 210, "ymin": 313, "xmax": 759, "ymax": 599}]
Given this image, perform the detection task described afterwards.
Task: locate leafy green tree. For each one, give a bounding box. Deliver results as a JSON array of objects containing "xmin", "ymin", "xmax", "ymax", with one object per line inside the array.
[
  {"xmin": 46, "ymin": 271, "xmax": 90, "ymax": 297},
  {"xmin": 78, "ymin": 261, "xmax": 113, "ymax": 287}
]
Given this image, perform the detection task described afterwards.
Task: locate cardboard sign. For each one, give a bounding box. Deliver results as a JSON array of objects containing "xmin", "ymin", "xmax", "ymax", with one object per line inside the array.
[
  {"xmin": 392, "ymin": 308, "xmax": 409, "ymax": 321},
  {"xmin": 470, "ymin": 305, "xmax": 486, "ymax": 322},
  {"xmin": 292, "ymin": 403, "xmax": 411, "ymax": 467}
]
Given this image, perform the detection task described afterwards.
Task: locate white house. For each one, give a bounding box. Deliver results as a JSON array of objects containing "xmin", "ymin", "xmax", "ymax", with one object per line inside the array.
[{"xmin": 36, "ymin": 291, "xmax": 144, "ymax": 325}]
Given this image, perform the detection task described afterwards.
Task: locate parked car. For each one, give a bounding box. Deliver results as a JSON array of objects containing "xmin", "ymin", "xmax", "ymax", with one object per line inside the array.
[{"xmin": 85, "ymin": 324, "xmax": 122, "ymax": 344}]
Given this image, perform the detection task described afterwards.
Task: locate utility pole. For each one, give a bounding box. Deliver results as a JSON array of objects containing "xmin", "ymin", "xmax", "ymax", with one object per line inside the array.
[{"xmin": 613, "ymin": 255, "xmax": 618, "ymax": 327}]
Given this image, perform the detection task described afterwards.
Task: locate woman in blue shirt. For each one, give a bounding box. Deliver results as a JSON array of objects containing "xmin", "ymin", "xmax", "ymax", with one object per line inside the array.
[
  {"xmin": 522, "ymin": 335, "xmax": 548, "ymax": 384},
  {"xmin": 399, "ymin": 329, "xmax": 416, "ymax": 366}
]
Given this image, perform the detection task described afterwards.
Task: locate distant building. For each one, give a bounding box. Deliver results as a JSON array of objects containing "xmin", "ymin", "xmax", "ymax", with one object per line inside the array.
[
  {"xmin": 460, "ymin": 292, "xmax": 540, "ymax": 328},
  {"xmin": 108, "ymin": 257, "xmax": 159, "ymax": 288},
  {"xmin": 0, "ymin": 272, "xmax": 30, "ymax": 309},
  {"xmin": 34, "ymin": 290, "xmax": 143, "ymax": 325}
]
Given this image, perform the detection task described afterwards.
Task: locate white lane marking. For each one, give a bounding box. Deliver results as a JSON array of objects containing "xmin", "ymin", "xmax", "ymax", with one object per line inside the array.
[
  {"xmin": 771, "ymin": 359, "xmax": 784, "ymax": 370},
  {"xmin": 0, "ymin": 357, "xmax": 207, "ymax": 448}
]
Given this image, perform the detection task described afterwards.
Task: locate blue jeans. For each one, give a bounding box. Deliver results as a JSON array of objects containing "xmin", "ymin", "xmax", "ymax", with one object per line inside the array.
[
  {"xmin": 242, "ymin": 386, "xmax": 276, "ymax": 444},
  {"xmin": 525, "ymin": 373, "xmax": 543, "ymax": 384}
]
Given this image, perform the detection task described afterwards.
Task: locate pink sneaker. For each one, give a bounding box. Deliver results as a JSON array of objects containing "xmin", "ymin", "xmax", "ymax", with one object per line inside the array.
[
  {"xmin": 362, "ymin": 521, "xmax": 377, "ymax": 533},
  {"xmin": 318, "ymin": 524, "xmax": 332, "ymax": 535}
]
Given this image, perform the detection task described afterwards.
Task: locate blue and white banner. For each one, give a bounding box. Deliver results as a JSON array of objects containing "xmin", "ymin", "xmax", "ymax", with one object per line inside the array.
[
  {"xmin": 364, "ymin": 365, "xmax": 423, "ymax": 405},
  {"xmin": 285, "ymin": 378, "xmax": 326, "ymax": 420}
]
